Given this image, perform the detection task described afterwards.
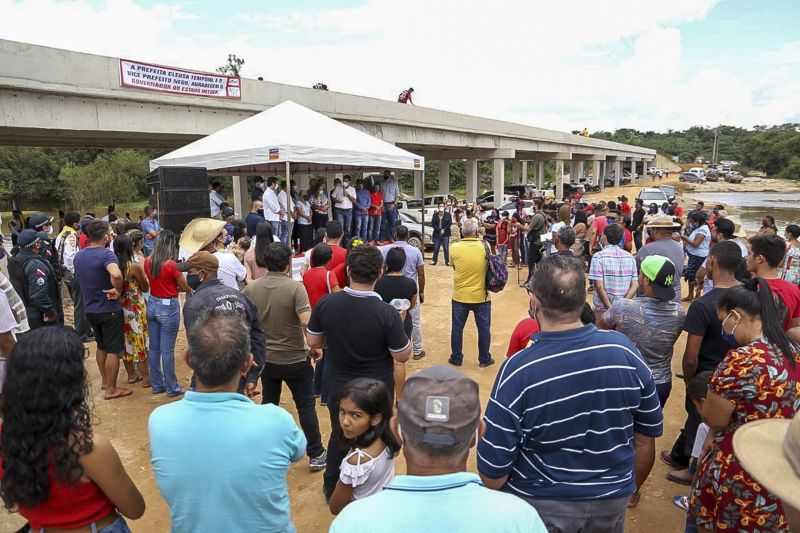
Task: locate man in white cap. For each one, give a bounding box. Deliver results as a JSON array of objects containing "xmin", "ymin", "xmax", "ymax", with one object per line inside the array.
[{"xmin": 636, "ymin": 214, "xmax": 685, "ymax": 302}]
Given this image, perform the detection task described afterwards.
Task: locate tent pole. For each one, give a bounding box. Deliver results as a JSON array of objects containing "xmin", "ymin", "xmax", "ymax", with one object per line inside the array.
[{"xmin": 285, "ymin": 160, "xmax": 292, "ymax": 251}]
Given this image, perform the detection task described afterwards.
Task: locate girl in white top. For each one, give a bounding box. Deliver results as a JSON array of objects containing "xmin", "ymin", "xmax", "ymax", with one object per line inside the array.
[{"xmin": 329, "ymin": 378, "xmax": 400, "ymax": 515}]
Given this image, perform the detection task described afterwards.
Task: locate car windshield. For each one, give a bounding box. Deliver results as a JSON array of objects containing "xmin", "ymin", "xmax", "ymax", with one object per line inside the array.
[
  {"xmin": 401, "ymin": 212, "xmax": 419, "ymax": 223},
  {"xmin": 405, "ymin": 199, "xmax": 422, "ymax": 209},
  {"xmin": 639, "ymin": 191, "xmax": 666, "ymax": 202}
]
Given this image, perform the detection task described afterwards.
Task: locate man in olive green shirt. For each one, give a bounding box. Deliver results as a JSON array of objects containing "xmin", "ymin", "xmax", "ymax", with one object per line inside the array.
[
  {"xmin": 448, "ymin": 219, "xmax": 493, "ymax": 368},
  {"xmin": 242, "ymin": 242, "xmax": 327, "ymax": 471}
]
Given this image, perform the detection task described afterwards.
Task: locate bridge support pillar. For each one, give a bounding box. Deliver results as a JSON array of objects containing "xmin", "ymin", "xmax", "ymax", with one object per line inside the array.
[
  {"xmin": 492, "ymin": 158, "xmax": 505, "ymax": 207},
  {"xmin": 593, "ymin": 161, "xmax": 603, "ymax": 186},
  {"xmin": 511, "ymin": 160, "xmax": 521, "ymax": 184},
  {"xmin": 521, "ymin": 161, "xmax": 528, "ymax": 185},
  {"xmin": 614, "ymin": 160, "xmax": 622, "ymax": 188},
  {"xmin": 537, "ymin": 161, "xmax": 545, "ymax": 190},
  {"xmin": 555, "ymin": 161, "xmax": 564, "ymax": 200},
  {"xmin": 466, "ymin": 159, "xmax": 478, "ymax": 203},
  {"xmin": 413, "ymin": 170, "xmax": 423, "ymax": 199},
  {"xmin": 439, "ymin": 160, "xmax": 450, "ymax": 194},
  {"xmin": 232, "ymin": 175, "xmax": 248, "ymax": 219}
]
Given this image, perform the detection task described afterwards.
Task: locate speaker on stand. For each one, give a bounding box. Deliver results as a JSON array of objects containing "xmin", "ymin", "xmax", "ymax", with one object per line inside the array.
[{"xmin": 146, "ymin": 167, "xmax": 211, "ymax": 235}]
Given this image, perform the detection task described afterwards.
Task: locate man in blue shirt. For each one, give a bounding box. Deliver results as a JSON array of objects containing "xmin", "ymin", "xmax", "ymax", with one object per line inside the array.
[
  {"xmin": 330, "ymin": 365, "xmax": 545, "ymax": 533},
  {"xmin": 140, "ymin": 206, "xmax": 161, "ymax": 257},
  {"xmin": 478, "ymin": 254, "xmax": 663, "ymax": 530},
  {"xmin": 149, "ymin": 309, "xmax": 306, "ymax": 533},
  {"xmin": 354, "ymin": 178, "xmax": 371, "ymax": 240}
]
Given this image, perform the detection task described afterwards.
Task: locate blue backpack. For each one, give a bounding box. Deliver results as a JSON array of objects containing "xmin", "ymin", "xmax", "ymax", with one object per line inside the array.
[{"xmin": 483, "ymin": 241, "xmax": 508, "ymax": 293}]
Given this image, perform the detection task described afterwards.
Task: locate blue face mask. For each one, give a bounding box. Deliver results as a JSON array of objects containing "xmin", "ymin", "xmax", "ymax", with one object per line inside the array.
[{"xmin": 720, "ymin": 312, "xmax": 740, "ymax": 347}]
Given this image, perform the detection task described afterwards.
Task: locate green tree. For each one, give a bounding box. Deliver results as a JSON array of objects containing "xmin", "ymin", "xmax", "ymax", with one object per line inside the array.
[{"xmin": 217, "ymin": 54, "xmax": 245, "ymax": 76}]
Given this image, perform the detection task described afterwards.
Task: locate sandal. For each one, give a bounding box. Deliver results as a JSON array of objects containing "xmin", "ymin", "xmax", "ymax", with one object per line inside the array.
[
  {"xmin": 104, "ymin": 388, "xmax": 133, "ymax": 400},
  {"xmin": 672, "ymin": 495, "xmax": 689, "ymax": 512},
  {"xmin": 127, "ymin": 376, "xmax": 143, "ymax": 384}
]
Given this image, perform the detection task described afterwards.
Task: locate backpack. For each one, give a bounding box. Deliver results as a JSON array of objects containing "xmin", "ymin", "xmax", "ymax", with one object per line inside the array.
[{"xmin": 482, "ymin": 241, "xmax": 508, "ymax": 293}]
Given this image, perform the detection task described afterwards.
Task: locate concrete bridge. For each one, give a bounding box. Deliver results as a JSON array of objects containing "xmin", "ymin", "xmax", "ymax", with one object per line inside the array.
[{"xmin": 0, "ymin": 39, "xmax": 655, "ymax": 201}]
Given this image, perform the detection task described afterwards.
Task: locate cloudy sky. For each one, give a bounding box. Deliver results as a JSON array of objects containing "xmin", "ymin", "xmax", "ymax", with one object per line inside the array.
[{"xmin": 2, "ymin": 0, "xmax": 799, "ymax": 133}]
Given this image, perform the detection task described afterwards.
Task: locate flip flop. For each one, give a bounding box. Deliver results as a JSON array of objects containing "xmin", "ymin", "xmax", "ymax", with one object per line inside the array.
[
  {"xmin": 167, "ymin": 386, "xmax": 187, "ymax": 398},
  {"xmin": 103, "ymin": 388, "xmax": 133, "ymax": 400},
  {"xmin": 672, "ymin": 495, "xmax": 689, "ymax": 512},
  {"xmin": 127, "ymin": 376, "xmax": 143, "ymax": 384}
]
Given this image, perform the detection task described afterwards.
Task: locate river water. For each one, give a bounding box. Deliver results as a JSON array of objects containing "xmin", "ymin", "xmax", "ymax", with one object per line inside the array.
[{"xmin": 688, "ymin": 192, "xmax": 800, "ymax": 233}]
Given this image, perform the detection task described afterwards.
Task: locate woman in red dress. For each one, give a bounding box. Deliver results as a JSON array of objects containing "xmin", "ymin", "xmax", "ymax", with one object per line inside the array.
[{"xmin": 689, "ymin": 278, "xmax": 800, "ymax": 532}]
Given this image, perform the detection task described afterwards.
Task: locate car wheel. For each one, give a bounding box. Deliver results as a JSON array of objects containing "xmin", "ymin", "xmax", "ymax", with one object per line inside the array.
[{"xmin": 408, "ymin": 234, "xmax": 424, "ymax": 251}]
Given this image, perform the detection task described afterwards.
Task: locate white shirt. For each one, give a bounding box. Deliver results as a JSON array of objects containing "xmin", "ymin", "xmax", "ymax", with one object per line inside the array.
[
  {"xmin": 333, "ymin": 185, "xmax": 356, "ymax": 210},
  {"xmin": 214, "ymin": 250, "xmax": 246, "ymax": 290},
  {"xmin": 277, "ymin": 190, "xmax": 294, "ymax": 220},
  {"xmin": 55, "ymin": 228, "xmax": 80, "ymax": 274},
  {"xmin": 263, "ymin": 187, "xmax": 282, "ymax": 222},
  {"xmin": 209, "ymin": 190, "xmax": 226, "ymax": 217}
]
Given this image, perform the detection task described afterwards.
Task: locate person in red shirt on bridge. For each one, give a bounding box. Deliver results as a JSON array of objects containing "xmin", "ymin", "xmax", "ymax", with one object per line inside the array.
[{"xmin": 397, "ymin": 87, "xmax": 414, "ymax": 105}]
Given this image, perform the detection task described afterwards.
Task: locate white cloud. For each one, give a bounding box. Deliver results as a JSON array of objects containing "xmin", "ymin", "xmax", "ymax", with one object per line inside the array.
[{"xmin": 1, "ymin": 0, "xmax": 796, "ymax": 132}]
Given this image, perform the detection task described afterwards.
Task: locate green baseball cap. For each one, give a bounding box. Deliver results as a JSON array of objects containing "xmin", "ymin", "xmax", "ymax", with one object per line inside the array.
[{"xmin": 640, "ymin": 255, "xmax": 677, "ymax": 301}]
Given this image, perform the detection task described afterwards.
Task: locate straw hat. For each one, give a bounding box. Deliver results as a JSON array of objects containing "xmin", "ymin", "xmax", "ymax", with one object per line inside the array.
[
  {"xmin": 646, "ymin": 215, "xmax": 680, "ymax": 228},
  {"xmin": 179, "ymin": 218, "xmax": 226, "ymax": 255},
  {"xmin": 725, "ymin": 216, "xmax": 743, "ymax": 236},
  {"xmin": 734, "ymin": 413, "xmax": 800, "ymax": 512}
]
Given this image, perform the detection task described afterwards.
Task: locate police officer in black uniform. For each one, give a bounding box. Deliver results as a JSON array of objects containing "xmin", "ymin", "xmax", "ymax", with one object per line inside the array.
[
  {"xmin": 27, "ymin": 213, "xmax": 62, "ymax": 282},
  {"xmin": 8, "ymin": 229, "xmax": 64, "ymax": 330}
]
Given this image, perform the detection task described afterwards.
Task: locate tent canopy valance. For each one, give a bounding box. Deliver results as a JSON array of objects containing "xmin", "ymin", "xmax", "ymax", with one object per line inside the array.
[{"xmin": 150, "ymin": 100, "xmax": 425, "ymax": 174}]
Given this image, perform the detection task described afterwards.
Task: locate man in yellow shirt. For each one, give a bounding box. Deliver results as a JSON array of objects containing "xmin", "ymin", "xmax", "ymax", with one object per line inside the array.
[{"xmin": 448, "ymin": 219, "xmax": 493, "ymax": 368}]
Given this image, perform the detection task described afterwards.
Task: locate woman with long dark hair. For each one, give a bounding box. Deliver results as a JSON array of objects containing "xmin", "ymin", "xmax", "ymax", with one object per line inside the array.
[
  {"xmin": 114, "ymin": 235, "xmax": 150, "ymax": 388},
  {"xmin": 244, "ymin": 221, "xmax": 276, "ymax": 283},
  {"xmin": 689, "ymin": 278, "xmax": 800, "ymax": 532},
  {"xmin": 144, "ymin": 230, "xmax": 190, "ymax": 397},
  {"xmin": 0, "ymin": 327, "xmax": 145, "ymax": 532}
]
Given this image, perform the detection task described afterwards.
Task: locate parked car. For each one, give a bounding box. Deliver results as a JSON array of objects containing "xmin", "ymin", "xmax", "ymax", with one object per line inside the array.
[
  {"xmin": 705, "ymin": 169, "xmax": 719, "ymax": 181},
  {"xmin": 637, "ymin": 187, "xmax": 669, "ymax": 206},
  {"xmin": 399, "ymin": 194, "xmax": 458, "ymax": 223},
  {"xmin": 679, "ymin": 172, "xmax": 706, "ymax": 183},
  {"xmin": 658, "ymin": 185, "xmax": 677, "ymax": 202},
  {"xmin": 481, "ymin": 200, "xmax": 535, "ymax": 221},
  {"xmin": 478, "ymin": 192, "xmax": 518, "ymax": 209},
  {"xmin": 396, "ymin": 211, "xmax": 433, "ymax": 250},
  {"xmin": 724, "ymin": 171, "xmax": 743, "ymax": 184},
  {"xmin": 688, "ymin": 167, "xmax": 706, "ymax": 178}
]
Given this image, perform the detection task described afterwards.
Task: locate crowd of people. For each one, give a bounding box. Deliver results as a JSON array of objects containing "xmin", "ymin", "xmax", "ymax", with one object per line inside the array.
[{"xmin": 0, "ymin": 175, "xmax": 799, "ymax": 533}]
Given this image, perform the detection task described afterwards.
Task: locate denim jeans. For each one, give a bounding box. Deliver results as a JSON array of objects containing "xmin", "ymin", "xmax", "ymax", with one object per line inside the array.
[
  {"xmin": 354, "ymin": 211, "xmax": 369, "ymax": 240},
  {"xmin": 313, "ymin": 353, "xmax": 329, "ymax": 403},
  {"xmin": 516, "ymin": 493, "xmax": 628, "ymax": 533},
  {"xmin": 433, "ymin": 235, "xmax": 450, "ymax": 264},
  {"xmin": 146, "ymin": 297, "xmax": 181, "ymax": 395},
  {"xmin": 40, "ymin": 514, "xmax": 133, "ymax": 533},
  {"xmin": 270, "ymin": 219, "xmax": 283, "ymax": 243},
  {"xmin": 410, "ymin": 303, "xmax": 423, "ymax": 355},
  {"xmin": 261, "ymin": 359, "xmax": 325, "ymax": 458},
  {"xmin": 381, "ymin": 204, "xmax": 398, "ymax": 241},
  {"xmin": 368, "ymin": 214, "xmax": 382, "ymax": 241},
  {"xmin": 65, "ymin": 276, "xmax": 93, "ymax": 339},
  {"xmin": 279, "ymin": 220, "xmax": 289, "ymax": 245},
  {"xmin": 335, "ymin": 208, "xmax": 353, "ymax": 241},
  {"xmin": 450, "ymin": 300, "xmax": 492, "ymax": 364},
  {"xmin": 656, "ymin": 380, "xmax": 673, "ymax": 411}
]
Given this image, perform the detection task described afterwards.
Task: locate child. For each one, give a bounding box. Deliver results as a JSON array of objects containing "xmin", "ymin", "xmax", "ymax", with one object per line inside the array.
[
  {"xmin": 329, "ymin": 378, "xmax": 400, "ymax": 515},
  {"xmin": 672, "ymin": 370, "xmax": 713, "ymax": 533}
]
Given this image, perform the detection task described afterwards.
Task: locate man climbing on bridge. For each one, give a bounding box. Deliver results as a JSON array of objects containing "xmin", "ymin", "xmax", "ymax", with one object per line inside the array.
[{"xmin": 398, "ymin": 87, "xmax": 414, "ymax": 105}]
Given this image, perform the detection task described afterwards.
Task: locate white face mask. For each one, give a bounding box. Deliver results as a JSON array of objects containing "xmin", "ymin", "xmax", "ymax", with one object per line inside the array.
[{"xmin": 47, "ymin": 226, "xmax": 53, "ymax": 235}]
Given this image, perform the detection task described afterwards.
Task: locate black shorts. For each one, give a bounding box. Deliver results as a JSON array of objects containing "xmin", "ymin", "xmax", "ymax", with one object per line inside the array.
[{"xmin": 86, "ymin": 311, "xmax": 125, "ymax": 353}]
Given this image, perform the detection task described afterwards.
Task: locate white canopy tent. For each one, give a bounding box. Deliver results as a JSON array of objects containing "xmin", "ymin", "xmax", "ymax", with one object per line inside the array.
[{"xmin": 150, "ymin": 100, "xmax": 425, "ymax": 236}]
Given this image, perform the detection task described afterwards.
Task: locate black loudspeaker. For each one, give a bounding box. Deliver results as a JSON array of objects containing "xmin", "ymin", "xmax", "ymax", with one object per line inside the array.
[{"xmin": 146, "ymin": 167, "xmax": 210, "ymax": 234}]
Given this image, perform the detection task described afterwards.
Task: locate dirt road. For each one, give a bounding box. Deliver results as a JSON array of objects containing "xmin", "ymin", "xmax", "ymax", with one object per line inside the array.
[{"xmin": 2, "ymin": 184, "xmax": 691, "ymax": 532}]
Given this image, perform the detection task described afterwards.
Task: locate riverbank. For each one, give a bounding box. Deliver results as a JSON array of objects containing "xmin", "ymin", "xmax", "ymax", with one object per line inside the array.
[{"xmin": 680, "ymin": 176, "xmax": 800, "ymax": 194}]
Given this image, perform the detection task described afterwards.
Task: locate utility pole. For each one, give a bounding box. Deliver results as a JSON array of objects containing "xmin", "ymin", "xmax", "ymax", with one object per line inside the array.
[{"xmin": 711, "ymin": 126, "xmax": 719, "ymax": 165}]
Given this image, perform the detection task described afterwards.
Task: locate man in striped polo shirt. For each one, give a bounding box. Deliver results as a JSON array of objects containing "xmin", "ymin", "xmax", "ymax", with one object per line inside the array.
[{"xmin": 478, "ymin": 254, "xmax": 663, "ymax": 532}]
